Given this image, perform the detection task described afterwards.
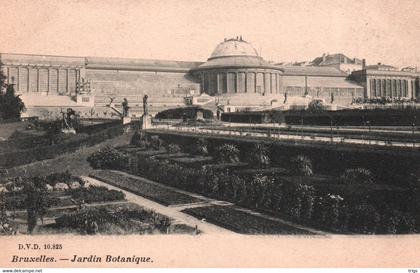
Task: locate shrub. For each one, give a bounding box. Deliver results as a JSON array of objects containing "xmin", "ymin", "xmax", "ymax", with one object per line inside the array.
[
  {"xmin": 216, "ymin": 144, "xmax": 240, "ymax": 163},
  {"xmin": 340, "ymin": 168, "xmax": 374, "ymax": 184},
  {"xmin": 166, "ymin": 144, "xmax": 181, "ymax": 154},
  {"xmin": 149, "ymin": 135, "xmax": 164, "ymax": 150},
  {"xmin": 0, "ymin": 83, "xmax": 25, "ymax": 120},
  {"xmin": 130, "ymin": 130, "xmax": 142, "ymax": 146},
  {"xmin": 23, "ymin": 180, "xmax": 50, "ymax": 234},
  {"xmin": 307, "ymin": 99, "xmax": 324, "ymax": 112},
  {"xmin": 87, "ymin": 146, "xmax": 128, "ymax": 169},
  {"xmin": 249, "ymin": 143, "xmax": 270, "ymax": 168},
  {"xmin": 55, "ymin": 206, "xmax": 172, "ymax": 234},
  {"xmin": 45, "ymin": 170, "xmax": 73, "ymax": 186},
  {"xmin": 155, "ymin": 106, "xmax": 213, "ymax": 120},
  {"xmin": 194, "ymin": 138, "xmax": 209, "ymax": 155},
  {"xmin": 289, "ymin": 155, "xmax": 313, "ymax": 176}
]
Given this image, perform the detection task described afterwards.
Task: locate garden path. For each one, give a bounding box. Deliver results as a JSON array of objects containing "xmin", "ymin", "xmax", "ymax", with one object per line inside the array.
[
  {"xmin": 83, "ymin": 171, "xmax": 328, "ymax": 235},
  {"xmin": 81, "ymin": 176, "xmax": 236, "ymax": 234}
]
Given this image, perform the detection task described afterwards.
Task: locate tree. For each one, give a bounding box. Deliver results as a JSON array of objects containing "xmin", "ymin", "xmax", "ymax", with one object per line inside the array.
[
  {"xmin": 0, "ymin": 73, "xmax": 26, "ymax": 120},
  {"xmin": 289, "ymin": 155, "xmax": 313, "ymax": 176},
  {"xmin": 250, "ymin": 143, "xmax": 270, "ymax": 168},
  {"xmin": 194, "ymin": 138, "xmax": 209, "ymax": 155},
  {"xmin": 340, "ymin": 168, "xmax": 374, "ymax": 184},
  {"xmin": 216, "ymin": 144, "xmax": 240, "ymax": 163},
  {"xmin": 23, "ymin": 177, "xmax": 49, "ymax": 234}
]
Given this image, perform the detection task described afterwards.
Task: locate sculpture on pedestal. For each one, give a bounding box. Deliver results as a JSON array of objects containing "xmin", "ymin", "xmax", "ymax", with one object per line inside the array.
[
  {"xmin": 141, "ymin": 94, "xmax": 151, "ymax": 129},
  {"xmin": 143, "ymin": 95, "xmax": 149, "ymax": 116},
  {"xmin": 122, "ymin": 98, "xmax": 129, "ymax": 117}
]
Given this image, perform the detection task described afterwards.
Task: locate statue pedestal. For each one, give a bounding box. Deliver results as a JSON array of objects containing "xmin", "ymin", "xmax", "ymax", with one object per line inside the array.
[
  {"xmin": 141, "ymin": 114, "xmax": 152, "ymax": 130},
  {"xmin": 122, "ymin": 116, "xmax": 132, "ymax": 124},
  {"xmin": 76, "ymin": 93, "xmax": 95, "ymax": 107}
]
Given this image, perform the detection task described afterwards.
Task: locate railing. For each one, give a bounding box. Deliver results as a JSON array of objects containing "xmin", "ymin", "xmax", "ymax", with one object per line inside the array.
[{"xmin": 147, "ymin": 123, "xmax": 420, "ymax": 149}]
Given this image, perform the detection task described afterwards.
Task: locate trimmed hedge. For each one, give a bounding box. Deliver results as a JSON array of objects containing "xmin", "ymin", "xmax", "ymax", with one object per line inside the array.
[
  {"xmin": 155, "ymin": 106, "xmax": 213, "ymax": 120},
  {"xmin": 285, "ymin": 108, "xmax": 420, "ymax": 126}
]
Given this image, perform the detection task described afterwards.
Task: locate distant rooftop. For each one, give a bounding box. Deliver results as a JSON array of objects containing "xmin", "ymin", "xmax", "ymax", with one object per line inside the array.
[
  {"xmin": 311, "ymin": 53, "xmax": 362, "ymax": 66},
  {"xmin": 276, "ymin": 65, "xmax": 348, "ymax": 77},
  {"xmin": 365, "ymin": 63, "xmax": 397, "ymax": 71}
]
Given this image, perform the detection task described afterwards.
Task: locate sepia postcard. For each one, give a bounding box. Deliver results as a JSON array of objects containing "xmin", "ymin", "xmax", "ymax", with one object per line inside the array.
[{"xmin": 1, "ymin": 0, "xmax": 420, "ymax": 270}]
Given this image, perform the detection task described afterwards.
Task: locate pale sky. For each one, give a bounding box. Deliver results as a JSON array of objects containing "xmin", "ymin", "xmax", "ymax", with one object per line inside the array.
[{"xmin": 1, "ymin": 0, "xmax": 420, "ymax": 68}]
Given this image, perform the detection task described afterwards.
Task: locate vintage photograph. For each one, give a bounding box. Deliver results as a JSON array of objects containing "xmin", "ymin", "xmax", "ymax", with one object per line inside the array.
[{"xmin": 0, "ymin": 0, "xmax": 420, "ymax": 269}]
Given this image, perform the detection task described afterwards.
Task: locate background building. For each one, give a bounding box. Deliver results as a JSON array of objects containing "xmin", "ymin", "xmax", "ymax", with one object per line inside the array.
[
  {"xmin": 1, "ymin": 37, "xmax": 419, "ymax": 117},
  {"xmin": 349, "ymin": 63, "xmax": 419, "ymax": 99}
]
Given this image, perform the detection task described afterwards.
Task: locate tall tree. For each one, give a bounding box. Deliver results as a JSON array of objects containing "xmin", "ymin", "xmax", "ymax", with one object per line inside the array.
[
  {"xmin": 23, "ymin": 178, "xmax": 49, "ymax": 234},
  {"xmin": 0, "ymin": 72, "xmax": 26, "ymax": 120}
]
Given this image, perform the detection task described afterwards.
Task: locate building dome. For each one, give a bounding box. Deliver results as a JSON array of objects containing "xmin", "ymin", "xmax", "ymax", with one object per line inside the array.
[
  {"xmin": 193, "ymin": 37, "xmax": 279, "ymax": 70},
  {"xmin": 208, "ymin": 37, "xmax": 259, "ymax": 60},
  {"xmin": 191, "ymin": 37, "xmax": 283, "ymax": 96}
]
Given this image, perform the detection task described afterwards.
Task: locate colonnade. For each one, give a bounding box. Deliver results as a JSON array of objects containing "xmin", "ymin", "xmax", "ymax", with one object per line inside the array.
[
  {"xmin": 3, "ymin": 65, "xmax": 82, "ymax": 95},
  {"xmin": 368, "ymin": 77, "xmax": 416, "ymax": 98},
  {"xmin": 199, "ymin": 69, "xmax": 283, "ymax": 95}
]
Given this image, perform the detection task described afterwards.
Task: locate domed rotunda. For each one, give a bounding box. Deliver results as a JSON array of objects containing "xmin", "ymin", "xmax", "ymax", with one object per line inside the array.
[{"xmin": 191, "ymin": 37, "xmax": 283, "ymax": 96}]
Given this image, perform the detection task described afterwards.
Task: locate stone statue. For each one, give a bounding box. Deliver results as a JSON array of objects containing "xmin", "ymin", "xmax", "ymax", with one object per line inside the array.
[
  {"xmin": 143, "ymin": 94, "xmax": 149, "ymax": 115},
  {"xmin": 122, "ymin": 98, "xmax": 129, "ymax": 117}
]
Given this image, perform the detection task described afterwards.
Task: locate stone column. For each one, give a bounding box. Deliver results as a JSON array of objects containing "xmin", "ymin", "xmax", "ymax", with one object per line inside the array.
[
  {"xmin": 216, "ymin": 73, "xmax": 220, "ymax": 94},
  {"xmin": 254, "ymin": 71, "xmax": 257, "ymax": 94},
  {"xmin": 366, "ymin": 76, "xmax": 371, "ymax": 98},
  {"xmin": 47, "ymin": 68, "xmax": 51, "ymax": 95},
  {"xmin": 235, "ymin": 72, "xmax": 239, "ymax": 93},
  {"xmin": 244, "ymin": 72, "xmax": 247, "ymax": 93},
  {"xmin": 37, "ymin": 67, "xmax": 40, "ymax": 92},
  {"xmin": 66, "ymin": 68, "xmax": 70, "ymax": 95},
  {"xmin": 225, "ymin": 72, "xmax": 229, "ymax": 93},
  {"xmin": 16, "ymin": 67, "xmax": 20, "ymax": 92},
  {"xmin": 408, "ymin": 79, "xmax": 413, "ymax": 99},
  {"xmin": 263, "ymin": 73, "xmax": 266, "ymax": 95},
  {"xmin": 201, "ymin": 72, "xmax": 205, "ymax": 93},
  {"xmin": 57, "ymin": 68, "xmax": 60, "ymax": 94},
  {"xmin": 27, "ymin": 67, "xmax": 30, "ymax": 92}
]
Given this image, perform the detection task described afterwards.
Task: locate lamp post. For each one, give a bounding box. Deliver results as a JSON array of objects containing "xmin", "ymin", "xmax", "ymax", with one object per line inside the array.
[{"xmin": 366, "ymin": 120, "xmax": 371, "ymax": 145}]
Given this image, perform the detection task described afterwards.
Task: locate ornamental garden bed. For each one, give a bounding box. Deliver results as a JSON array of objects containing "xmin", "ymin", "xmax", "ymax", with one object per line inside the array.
[
  {"xmin": 116, "ymin": 146, "xmax": 147, "ymax": 154},
  {"xmin": 202, "ymin": 162, "xmax": 249, "ymax": 171},
  {"xmin": 90, "ymin": 170, "xmax": 203, "ymax": 206},
  {"xmin": 168, "ymin": 156, "xmax": 214, "ymax": 168},
  {"xmin": 3, "ymin": 185, "xmax": 125, "ymax": 210},
  {"xmin": 134, "ymin": 149, "xmax": 168, "ymax": 157},
  {"xmin": 37, "ymin": 202, "xmax": 198, "ymax": 235},
  {"xmin": 182, "ymin": 205, "xmax": 313, "ymax": 235},
  {"xmin": 153, "ymin": 152, "xmax": 191, "ymax": 160},
  {"xmin": 233, "ymin": 167, "xmax": 288, "ymax": 176}
]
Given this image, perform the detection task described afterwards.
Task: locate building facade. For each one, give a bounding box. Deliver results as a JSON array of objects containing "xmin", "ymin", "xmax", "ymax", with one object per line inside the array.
[
  {"xmin": 1, "ymin": 37, "xmax": 418, "ymax": 116},
  {"xmin": 349, "ymin": 66, "xmax": 419, "ymax": 99}
]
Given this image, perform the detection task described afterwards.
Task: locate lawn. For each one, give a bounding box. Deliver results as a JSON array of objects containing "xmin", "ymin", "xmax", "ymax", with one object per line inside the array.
[
  {"xmin": 90, "ymin": 170, "xmax": 203, "ymax": 206},
  {"xmin": 182, "ymin": 205, "xmax": 314, "ymax": 235},
  {"xmin": 2, "ymin": 134, "xmax": 131, "ymax": 178}
]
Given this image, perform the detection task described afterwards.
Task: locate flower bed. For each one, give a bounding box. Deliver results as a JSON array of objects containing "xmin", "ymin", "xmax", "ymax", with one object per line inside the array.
[
  {"xmin": 168, "ymin": 156, "xmax": 214, "ymax": 168},
  {"xmin": 90, "ymin": 170, "xmax": 202, "ymax": 206},
  {"xmin": 128, "ymin": 154, "xmax": 419, "ymax": 234},
  {"xmin": 69, "ymin": 186, "xmax": 125, "ymax": 203},
  {"xmin": 41, "ymin": 202, "xmax": 196, "ymax": 235},
  {"xmin": 182, "ymin": 205, "xmax": 313, "ymax": 234}
]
